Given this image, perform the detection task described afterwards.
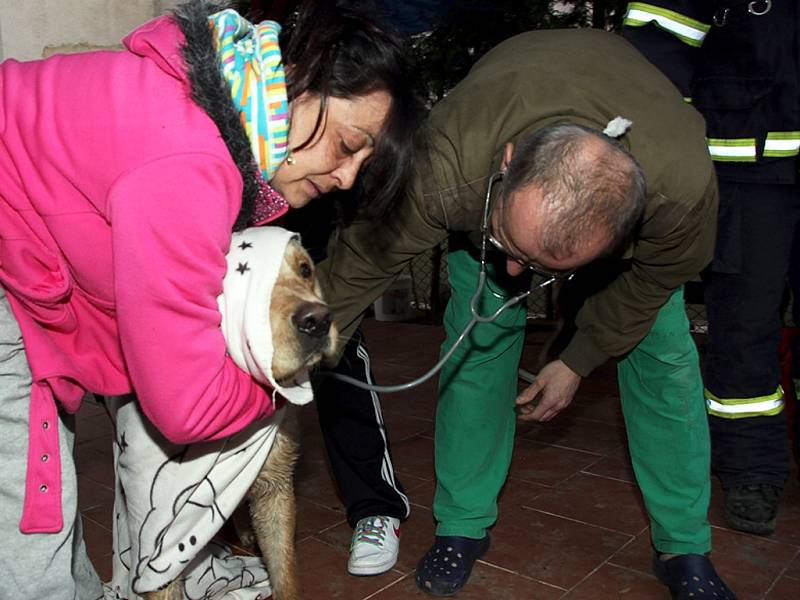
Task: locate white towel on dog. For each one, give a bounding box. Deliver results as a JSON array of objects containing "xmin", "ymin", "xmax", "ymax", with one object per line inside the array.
[
  {"xmin": 218, "ymin": 227, "xmax": 313, "ymax": 405},
  {"xmin": 105, "ymin": 227, "xmax": 313, "ymax": 600}
]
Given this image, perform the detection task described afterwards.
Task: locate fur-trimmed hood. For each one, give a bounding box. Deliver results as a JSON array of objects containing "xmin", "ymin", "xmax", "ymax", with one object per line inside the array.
[{"xmin": 131, "ymin": 0, "xmax": 262, "ymax": 229}]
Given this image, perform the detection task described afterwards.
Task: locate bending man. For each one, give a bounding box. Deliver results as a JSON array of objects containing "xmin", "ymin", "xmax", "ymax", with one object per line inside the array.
[{"xmin": 319, "ymin": 27, "xmax": 734, "ymax": 600}]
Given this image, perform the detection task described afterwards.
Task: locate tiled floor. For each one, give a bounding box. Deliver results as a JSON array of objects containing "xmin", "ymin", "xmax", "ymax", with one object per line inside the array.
[{"xmin": 76, "ymin": 318, "xmax": 800, "ymax": 599}]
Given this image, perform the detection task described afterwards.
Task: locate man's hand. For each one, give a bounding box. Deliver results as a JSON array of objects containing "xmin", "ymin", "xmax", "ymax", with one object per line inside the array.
[{"xmin": 515, "ymin": 360, "xmax": 582, "ymax": 422}]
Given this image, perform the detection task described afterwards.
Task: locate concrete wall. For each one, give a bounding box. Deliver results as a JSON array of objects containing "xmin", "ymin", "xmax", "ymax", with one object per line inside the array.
[{"xmin": 0, "ymin": 0, "xmax": 184, "ymax": 61}]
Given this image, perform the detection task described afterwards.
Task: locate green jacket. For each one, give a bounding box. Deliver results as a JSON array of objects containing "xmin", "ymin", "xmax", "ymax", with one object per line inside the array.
[{"xmin": 318, "ymin": 27, "xmax": 718, "ymax": 376}]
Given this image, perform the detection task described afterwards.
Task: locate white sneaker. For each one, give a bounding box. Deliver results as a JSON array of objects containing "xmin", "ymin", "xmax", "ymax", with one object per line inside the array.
[{"xmin": 347, "ymin": 516, "xmax": 400, "ymax": 576}]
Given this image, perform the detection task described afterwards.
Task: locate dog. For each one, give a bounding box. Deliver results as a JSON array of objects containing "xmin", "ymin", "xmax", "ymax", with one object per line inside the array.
[{"xmin": 144, "ymin": 230, "xmax": 337, "ymax": 600}]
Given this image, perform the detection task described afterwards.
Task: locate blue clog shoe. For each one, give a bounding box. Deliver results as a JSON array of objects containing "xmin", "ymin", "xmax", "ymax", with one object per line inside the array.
[
  {"xmin": 415, "ymin": 535, "xmax": 490, "ymax": 596},
  {"xmin": 652, "ymin": 553, "xmax": 738, "ymax": 599}
]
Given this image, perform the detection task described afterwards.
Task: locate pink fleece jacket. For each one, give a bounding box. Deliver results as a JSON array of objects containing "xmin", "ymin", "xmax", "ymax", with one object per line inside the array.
[{"xmin": 0, "ymin": 16, "xmax": 279, "ymax": 533}]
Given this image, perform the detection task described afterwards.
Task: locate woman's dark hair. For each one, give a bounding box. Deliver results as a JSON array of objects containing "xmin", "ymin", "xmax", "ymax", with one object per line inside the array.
[{"xmin": 279, "ymin": 0, "xmax": 425, "ymax": 218}]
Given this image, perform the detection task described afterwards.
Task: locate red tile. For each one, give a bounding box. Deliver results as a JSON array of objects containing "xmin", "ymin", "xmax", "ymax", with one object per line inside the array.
[
  {"xmin": 390, "ymin": 434, "xmax": 436, "ymax": 481},
  {"xmin": 70, "ymin": 319, "xmax": 800, "ymax": 600},
  {"xmin": 772, "ymin": 477, "xmax": 800, "ymax": 546},
  {"xmin": 294, "ymin": 402, "xmax": 322, "ymax": 436},
  {"xmin": 487, "ymin": 505, "xmax": 632, "ymax": 589},
  {"xmin": 79, "ymin": 477, "xmax": 115, "ymax": 529},
  {"xmin": 382, "ymin": 411, "xmax": 435, "ymax": 443},
  {"xmin": 581, "ymin": 447, "xmax": 637, "ymax": 484},
  {"xmin": 369, "ymin": 564, "xmax": 565, "ymax": 599},
  {"xmin": 607, "ymin": 532, "xmax": 652, "ymax": 573},
  {"xmin": 294, "ymin": 448, "xmax": 346, "ymax": 513},
  {"xmin": 526, "ymin": 472, "xmax": 649, "ymax": 536},
  {"xmin": 74, "ymin": 441, "xmax": 115, "ymax": 487},
  {"xmin": 568, "ymin": 394, "xmax": 625, "ymax": 426},
  {"xmin": 404, "ymin": 477, "xmax": 437, "ymax": 509},
  {"xmin": 785, "ymin": 550, "xmax": 800, "ymax": 579},
  {"xmin": 295, "ymin": 536, "xmax": 406, "ymax": 599},
  {"xmin": 509, "ymin": 439, "xmax": 601, "ymax": 487},
  {"xmin": 498, "ymin": 478, "xmax": 552, "ymax": 512},
  {"xmin": 76, "ymin": 410, "xmax": 114, "ymax": 444},
  {"xmin": 82, "ymin": 514, "xmax": 113, "ymax": 582},
  {"xmin": 766, "ymin": 574, "xmax": 800, "ymax": 600},
  {"xmin": 709, "ymin": 527, "xmax": 799, "ymax": 599},
  {"xmin": 362, "ymin": 320, "xmax": 445, "ymax": 366},
  {"xmin": 517, "ymin": 415, "xmax": 627, "ymax": 455},
  {"xmin": 370, "ymin": 378, "xmax": 439, "ymax": 421},
  {"xmin": 611, "ymin": 528, "xmax": 798, "ymax": 600},
  {"xmin": 561, "ymin": 563, "xmax": 666, "ymax": 599},
  {"xmin": 78, "ymin": 474, "xmax": 114, "ymax": 510},
  {"xmin": 294, "ymin": 496, "xmax": 347, "ymax": 540}
]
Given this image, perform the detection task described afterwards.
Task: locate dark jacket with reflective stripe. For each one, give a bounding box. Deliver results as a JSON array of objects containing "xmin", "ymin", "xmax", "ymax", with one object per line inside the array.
[
  {"xmin": 623, "ymin": 0, "xmax": 800, "ymax": 184},
  {"xmin": 318, "ymin": 28, "xmax": 717, "ymax": 377}
]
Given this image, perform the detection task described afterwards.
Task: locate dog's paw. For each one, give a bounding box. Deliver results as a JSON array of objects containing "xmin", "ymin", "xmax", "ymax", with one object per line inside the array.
[
  {"xmin": 237, "ymin": 527, "xmax": 257, "ymax": 548},
  {"xmin": 231, "ymin": 503, "xmax": 258, "ymax": 549}
]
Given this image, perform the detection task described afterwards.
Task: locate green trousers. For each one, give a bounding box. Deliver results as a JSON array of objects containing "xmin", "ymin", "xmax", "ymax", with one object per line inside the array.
[{"xmin": 434, "ymin": 246, "xmax": 711, "ymax": 554}]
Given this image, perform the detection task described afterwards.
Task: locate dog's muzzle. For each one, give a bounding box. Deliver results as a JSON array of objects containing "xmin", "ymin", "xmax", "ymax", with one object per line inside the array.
[{"xmin": 292, "ymin": 301, "xmax": 332, "ymax": 351}]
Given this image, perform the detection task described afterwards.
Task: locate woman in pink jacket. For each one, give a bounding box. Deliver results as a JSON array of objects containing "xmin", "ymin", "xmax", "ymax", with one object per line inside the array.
[{"xmin": 0, "ymin": 0, "xmax": 421, "ymax": 596}]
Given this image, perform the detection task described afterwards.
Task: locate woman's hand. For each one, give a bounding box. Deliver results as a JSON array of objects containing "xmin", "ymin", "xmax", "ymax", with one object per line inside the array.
[{"xmin": 515, "ymin": 360, "xmax": 582, "ymax": 422}]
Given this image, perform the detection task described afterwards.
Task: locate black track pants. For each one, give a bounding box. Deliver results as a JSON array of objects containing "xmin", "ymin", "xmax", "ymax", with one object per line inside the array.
[{"xmin": 314, "ymin": 328, "xmax": 410, "ymax": 527}]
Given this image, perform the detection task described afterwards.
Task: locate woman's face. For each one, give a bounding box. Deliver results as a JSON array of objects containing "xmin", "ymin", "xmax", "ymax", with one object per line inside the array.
[{"xmin": 270, "ymin": 90, "xmax": 392, "ymax": 208}]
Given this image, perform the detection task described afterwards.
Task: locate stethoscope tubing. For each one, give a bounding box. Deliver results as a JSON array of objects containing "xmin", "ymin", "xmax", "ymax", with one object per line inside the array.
[{"xmin": 323, "ymin": 170, "xmax": 546, "ymax": 393}]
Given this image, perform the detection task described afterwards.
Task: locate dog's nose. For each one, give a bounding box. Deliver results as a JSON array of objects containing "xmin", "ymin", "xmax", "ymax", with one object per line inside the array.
[{"xmin": 292, "ymin": 302, "xmax": 332, "ymax": 339}]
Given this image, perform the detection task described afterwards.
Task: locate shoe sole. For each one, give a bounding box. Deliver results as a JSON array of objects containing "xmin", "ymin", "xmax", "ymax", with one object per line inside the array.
[
  {"xmin": 417, "ymin": 583, "xmax": 459, "ymax": 597},
  {"xmin": 724, "ymin": 511, "xmax": 776, "ymax": 536},
  {"xmin": 348, "ymin": 555, "xmax": 399, "ymax": 577}
]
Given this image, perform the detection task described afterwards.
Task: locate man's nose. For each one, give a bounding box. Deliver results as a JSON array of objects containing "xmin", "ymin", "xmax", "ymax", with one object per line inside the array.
[{"xmin": 506, "ymin": 259, "xmax": 526, "ymax": 277}]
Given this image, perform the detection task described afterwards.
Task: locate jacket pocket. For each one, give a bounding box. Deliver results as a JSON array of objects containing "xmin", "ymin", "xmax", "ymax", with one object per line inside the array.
[{"xmin": 0, "ymin": 238, "xmax": 76, "ymax": 331}]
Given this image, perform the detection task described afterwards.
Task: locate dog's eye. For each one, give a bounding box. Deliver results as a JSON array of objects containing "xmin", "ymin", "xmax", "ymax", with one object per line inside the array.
[{"xmin": 299, "ymin": 262, "xmax": 313, "ymax": 279}]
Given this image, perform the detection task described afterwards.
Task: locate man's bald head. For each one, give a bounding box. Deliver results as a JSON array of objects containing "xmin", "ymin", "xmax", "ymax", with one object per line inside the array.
[{"xmin": 503, "ymin": 122, "xmax": 646, "ymax": 262}]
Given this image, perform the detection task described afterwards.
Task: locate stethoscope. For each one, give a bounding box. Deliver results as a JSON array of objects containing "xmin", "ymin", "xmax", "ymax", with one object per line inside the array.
[{"xmin": 325, "ymin": 170, "xmax": 561, "ymax": 393}]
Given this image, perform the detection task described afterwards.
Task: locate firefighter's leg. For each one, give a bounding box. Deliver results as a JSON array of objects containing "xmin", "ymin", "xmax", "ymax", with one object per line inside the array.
[
  {"xmin": 704, "ymin": 181, "xmax": 800, "ymax": 534},
  {"xmin": 787, "ymin": 224, "xmax": 800, "ymax": 468}
]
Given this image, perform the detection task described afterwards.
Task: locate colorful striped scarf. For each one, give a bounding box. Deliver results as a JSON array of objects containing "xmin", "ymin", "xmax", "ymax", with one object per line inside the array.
[{"xmin": 208, "ymin": 9, "xmax": 290, "ymax": 182}]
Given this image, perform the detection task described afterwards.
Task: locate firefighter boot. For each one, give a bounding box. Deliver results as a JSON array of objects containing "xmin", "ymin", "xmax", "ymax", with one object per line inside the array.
[{"xmin": 723, "ymin": 484, "xmax": 781, "ymax": 535}]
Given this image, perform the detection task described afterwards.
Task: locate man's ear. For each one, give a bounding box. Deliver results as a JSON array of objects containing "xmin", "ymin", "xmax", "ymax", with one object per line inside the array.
[{"xmin": 501, "ymin": 142, "xmax": 514, "ymax": 172}]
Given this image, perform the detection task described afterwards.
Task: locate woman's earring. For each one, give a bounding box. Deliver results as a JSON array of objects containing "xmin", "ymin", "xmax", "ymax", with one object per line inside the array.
[{"xmin": 286, "ymin": 153, "xmax": 296, "ymax": 165}]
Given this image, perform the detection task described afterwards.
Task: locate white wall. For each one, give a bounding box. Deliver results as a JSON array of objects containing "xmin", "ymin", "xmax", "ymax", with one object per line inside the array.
[{"xmin": 0, "ymin": 0, "xmax": 184, "ymax": 61}]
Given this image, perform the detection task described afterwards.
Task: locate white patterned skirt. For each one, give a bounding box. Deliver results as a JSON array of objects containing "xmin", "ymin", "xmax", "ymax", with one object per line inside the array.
[{"xmin": 103, "ymin": 394, "xmax": 280, "ymax": 600}]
